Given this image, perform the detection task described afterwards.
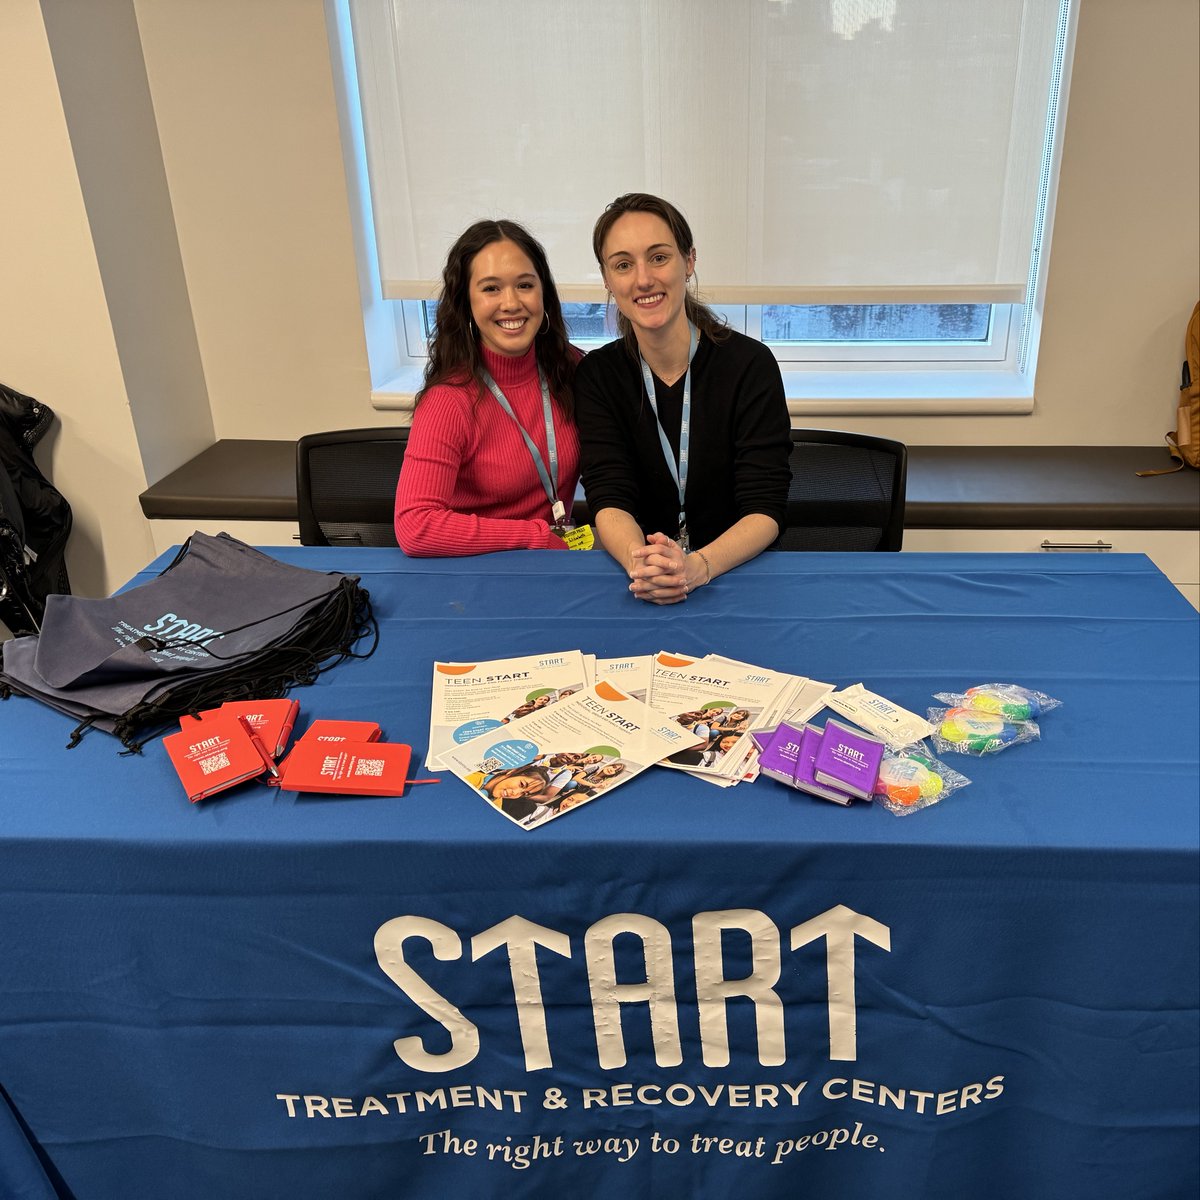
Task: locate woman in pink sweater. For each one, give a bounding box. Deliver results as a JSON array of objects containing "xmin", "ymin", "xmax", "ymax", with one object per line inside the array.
[{"xmin": 394, "ymin": 220, "xmax": 581, "ymax": 556}]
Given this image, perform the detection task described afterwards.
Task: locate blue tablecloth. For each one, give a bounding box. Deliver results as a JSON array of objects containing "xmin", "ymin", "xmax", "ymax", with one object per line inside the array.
[{"xmin": 1, "ymin": 550, "xmax": 1197, "ymax": 1199}]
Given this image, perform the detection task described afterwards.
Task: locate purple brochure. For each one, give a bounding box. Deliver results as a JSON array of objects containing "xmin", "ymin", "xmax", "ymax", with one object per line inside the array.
[
  {"xmin": 757, "ymin": 722, "xmax": 805, "ymax": 785},
  {"xmin": 750, "ymin": 725, "xmax": 780, "ymax": 752},
  {"xmin": 792, "ymin": 724, "xmax": 856, "ymax": 806},
  {"xmin": 813, "ymin": 718, "xmax": 884, "ymax": 800}
]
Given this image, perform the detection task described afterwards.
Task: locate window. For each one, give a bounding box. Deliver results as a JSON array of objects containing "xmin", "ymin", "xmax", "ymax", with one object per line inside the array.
[{"xmin": 328, "ymin": 0, "xmax": 1076, "ymax": 412}]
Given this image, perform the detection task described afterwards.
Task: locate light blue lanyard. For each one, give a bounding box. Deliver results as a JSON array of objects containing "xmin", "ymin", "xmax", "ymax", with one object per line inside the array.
[
  {"xmin": 481, "ymin": 364, "xmax": 567, "ymax": 527},
  {"xmin": 639, "ymin": 323, "xmax": 699, "ymax": 546}
]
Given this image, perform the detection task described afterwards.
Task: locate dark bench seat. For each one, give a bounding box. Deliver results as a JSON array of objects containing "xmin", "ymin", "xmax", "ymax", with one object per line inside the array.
[{"xmin": 140, "ymin": 440, "xmax": 1200, "ymax": 532}]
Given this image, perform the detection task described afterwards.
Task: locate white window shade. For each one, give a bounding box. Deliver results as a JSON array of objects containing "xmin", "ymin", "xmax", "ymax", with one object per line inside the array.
[{"xmin": 348, "ymin": 0, "xmax": 1063, "ymax": 303}]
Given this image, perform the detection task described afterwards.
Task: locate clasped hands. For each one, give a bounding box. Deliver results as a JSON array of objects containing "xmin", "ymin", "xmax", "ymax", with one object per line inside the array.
[{"xmin": 627, "ymin": 532, "xmax": 700, "ymax": 606}]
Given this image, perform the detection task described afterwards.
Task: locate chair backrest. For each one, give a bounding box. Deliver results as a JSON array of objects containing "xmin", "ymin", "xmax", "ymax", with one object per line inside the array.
[
  {"xmin": 779, "ymin": 429, "xmax": 908, "ymax": 552},
  {"xmin": 296, "ymin": 428, "xmax": 409, "ymax": 547}
]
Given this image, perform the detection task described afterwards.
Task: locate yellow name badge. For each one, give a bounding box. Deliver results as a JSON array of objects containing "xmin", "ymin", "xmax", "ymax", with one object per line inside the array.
[{"xmin": 562, "ymin": 524, "xmax": 595, "ymax": 551}]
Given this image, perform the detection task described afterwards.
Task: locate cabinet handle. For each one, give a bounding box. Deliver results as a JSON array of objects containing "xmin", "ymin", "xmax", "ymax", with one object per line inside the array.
[{"xmin": 1039, "ymin": 539, "xmax": 1114, "ymax": 552}]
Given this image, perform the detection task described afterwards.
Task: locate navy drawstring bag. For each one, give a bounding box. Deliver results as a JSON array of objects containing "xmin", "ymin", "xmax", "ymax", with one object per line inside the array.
[{"xmin": 0, "ymin": 532, "xmax": 377, "ymax": 750}]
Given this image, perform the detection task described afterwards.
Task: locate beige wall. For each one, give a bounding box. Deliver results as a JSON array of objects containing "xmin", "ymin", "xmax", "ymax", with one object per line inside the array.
[
  {"xmin": 134, "ymin": 0, "xmax": 371, "ymax": 441},
  {"xmin": 1, "ymin": 0, "xmax": 1196, "ymax": 596},
  {"xmin": 1026, "ymin": 0, "xmax": 1199, "ymax": 447},
  {"xmin": 41, "ymin": 0, "xmax": 216, "ymax": 486},
  {"xmin": 0, "ymin": 1, "xmax": 155, "ymax": 597}
]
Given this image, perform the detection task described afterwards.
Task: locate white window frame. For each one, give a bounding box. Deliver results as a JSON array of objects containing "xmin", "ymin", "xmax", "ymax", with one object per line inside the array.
[{"xmin": 327, "ymin": 0, "xmax": 1077, "ymax": 417}]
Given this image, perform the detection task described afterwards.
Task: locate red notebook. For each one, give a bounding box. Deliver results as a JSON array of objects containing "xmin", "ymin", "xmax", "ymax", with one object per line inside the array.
[
  {"xmin": 277, "ymin": 739, "xmax": 411, "ymax": 797},
  {"xmin": 180, "ymin": 699, "xmax": 300, "ymax": 758},
  {"xmin": 272, "ymin": 719, "xmax": 382, "ymax": 783},
  {"xmin": 163, "ymin": 714, "xmax": 273, "ymax": 803},
  {"xmin": 293, "ymin": 719, "xmax": 382, "ymax": 745}
]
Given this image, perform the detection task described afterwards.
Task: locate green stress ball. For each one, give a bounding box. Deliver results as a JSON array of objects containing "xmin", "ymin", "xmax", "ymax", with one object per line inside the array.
[
  {"xmin": 939, "ymin": 707, "xmax": 1019, "ymax": 753},
  {"xmin": 964, "ymin": 685, "xmax": 1041, "ymax": 721}
]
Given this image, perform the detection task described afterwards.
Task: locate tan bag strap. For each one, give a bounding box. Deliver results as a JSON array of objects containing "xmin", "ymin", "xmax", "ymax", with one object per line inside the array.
[{"xmin": 1136, "ymin": 432, "xmax": 1186, "ymax": 476}]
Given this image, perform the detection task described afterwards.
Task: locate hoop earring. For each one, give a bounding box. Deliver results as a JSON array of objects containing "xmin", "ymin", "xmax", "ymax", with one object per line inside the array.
[{"xmin": 539, "ymin": 311, "xmax": 550, "ymax": 334}]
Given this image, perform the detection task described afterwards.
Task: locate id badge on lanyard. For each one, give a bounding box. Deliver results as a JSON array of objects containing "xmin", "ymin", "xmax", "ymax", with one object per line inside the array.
[
  {"xmin": 639, "ymin": 323, "xmax": 699, "ymax": 552},
  {"xmin": 481, "ymin": 364, "xmax": 572, "ymax": 535}
]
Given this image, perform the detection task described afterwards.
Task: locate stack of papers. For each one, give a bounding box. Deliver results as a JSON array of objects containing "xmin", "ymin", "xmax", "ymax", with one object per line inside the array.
[
  {"xmin": 427, "ymin": 651, "xmax": 588, "ymax": 771},
  {"xmin": 427, "ymin": 650, "xmax": 837, "ymax": 825},
  {"xmin": 440, "ymin": 682, "xmax": 702, "ymax": 830},
  {"xmin": 647, "ymin": 652, "xmax": 790, "ymax": 786}
]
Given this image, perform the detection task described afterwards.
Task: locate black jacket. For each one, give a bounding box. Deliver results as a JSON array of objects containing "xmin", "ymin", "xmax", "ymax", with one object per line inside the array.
[{"xmin": 0, "ymin": 383, "xmax": 72, "ymax": 636}]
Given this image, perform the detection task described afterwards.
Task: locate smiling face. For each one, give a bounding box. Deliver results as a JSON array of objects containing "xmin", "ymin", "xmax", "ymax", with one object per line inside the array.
[
  {"xmin": 488, "ymin": 771, "xmax": 545, "ymax": 802},
  {"xmin": 600, "ymin": 211, "xmax": 695, "ymax": 341},
  {"xmin": 468, "ymin": 239, "xmax": 544, "ymax": 357}
]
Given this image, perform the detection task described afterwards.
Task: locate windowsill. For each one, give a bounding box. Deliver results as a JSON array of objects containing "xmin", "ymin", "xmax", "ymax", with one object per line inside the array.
[
  {"xmin": 369, "ymin": 364, "xmax": 424, "ymax": 411},
  {"xmin": 783, "ymin": 365, "xmax": 1033, "ymax": 415},
  {"xmin": 369, "ymin": 365, "xmax": 1034, "ymax": 416}
]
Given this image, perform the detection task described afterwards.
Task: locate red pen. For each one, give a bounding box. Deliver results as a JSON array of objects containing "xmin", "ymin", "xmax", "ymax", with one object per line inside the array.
[{"xmin": 238, "ymin": 716, "xmax": 280, "ymax": 779}]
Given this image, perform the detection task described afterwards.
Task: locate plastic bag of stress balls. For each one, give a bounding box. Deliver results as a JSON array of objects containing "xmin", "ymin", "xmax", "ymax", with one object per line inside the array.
[
  {"xmin": 873, "ymin": 743, "xmax": 971, "ymax": 816},
  {"xmin": 928, "ymin": 706, "xmax": 1039, "ymax": 756},
  {"xmin": 933, "ymin": 683, "xmax": 1062, "ymax": 722}
]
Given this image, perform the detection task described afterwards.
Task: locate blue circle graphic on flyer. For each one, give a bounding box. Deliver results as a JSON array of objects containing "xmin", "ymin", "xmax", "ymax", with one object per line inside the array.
[
  {"xmin": 483, "ymin": 739, "xmax": 539, "ymax": 768},
  {"xmin": 452, "ymin": 718, "xmax": 502, "ymax": 744}
]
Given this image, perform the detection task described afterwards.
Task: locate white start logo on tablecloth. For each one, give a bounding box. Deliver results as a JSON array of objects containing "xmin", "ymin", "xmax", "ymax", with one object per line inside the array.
[{"xmin": 271, "ymin": 905, "xmax": 1007, "ymax": 1173}]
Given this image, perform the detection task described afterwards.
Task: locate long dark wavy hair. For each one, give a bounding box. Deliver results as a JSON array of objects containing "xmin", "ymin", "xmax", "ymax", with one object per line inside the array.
[
  {"xmin": 417, "ymin": 220, "xmax": 576, "ymax": 415},
  {"xmin": 591, "ymin": 193, "xmax": 728, "ymax": 355}
]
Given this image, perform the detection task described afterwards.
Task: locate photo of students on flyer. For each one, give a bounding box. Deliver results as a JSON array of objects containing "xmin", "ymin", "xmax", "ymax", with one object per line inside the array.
[
  {"xmin": 474, "ymin": 750, "xmax": 631, "ymax": 827},
  {"xmin": 668, "ymin": 704, "xmax": 755, "ymax": 768}
]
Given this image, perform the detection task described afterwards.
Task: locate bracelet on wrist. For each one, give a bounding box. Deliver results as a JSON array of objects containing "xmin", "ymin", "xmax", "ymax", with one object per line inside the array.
[{"xmin": 692, "ymin": 550, "xmax": 712, "ymax": 588}]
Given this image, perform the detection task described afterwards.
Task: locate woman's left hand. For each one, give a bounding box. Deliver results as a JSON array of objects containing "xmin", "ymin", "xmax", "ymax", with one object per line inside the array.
[{"xmin": 628, "ymin": 532, "xmax": 690, "ymax": 605}]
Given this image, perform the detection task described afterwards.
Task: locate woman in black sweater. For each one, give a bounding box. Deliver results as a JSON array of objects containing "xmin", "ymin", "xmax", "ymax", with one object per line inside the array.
[{"xmin": 575, "ymin": 193, "xmax": 791, "ymax": 605}]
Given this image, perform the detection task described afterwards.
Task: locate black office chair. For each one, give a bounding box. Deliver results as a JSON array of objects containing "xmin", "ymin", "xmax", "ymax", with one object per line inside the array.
[
  {"xmin": 778, "ymin": 429, "xmax": 908, "ymax": 551},
  {"xmin": 296, "ymin": 427, "xmax": 409, "ymax": 546}
]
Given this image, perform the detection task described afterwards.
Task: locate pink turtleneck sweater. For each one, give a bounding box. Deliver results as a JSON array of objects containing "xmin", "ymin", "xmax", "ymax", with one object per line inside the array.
[{"xmin": 394, "ymin": 344, "xmax": 580, "ymax": 556}]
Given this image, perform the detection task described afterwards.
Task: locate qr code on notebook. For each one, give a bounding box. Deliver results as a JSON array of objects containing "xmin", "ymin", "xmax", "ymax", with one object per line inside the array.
[
  {"xmin": 479, "ymin": 757, "xmax": 504, "ymax": 774},
  {"xmin": 198, "ymin": 752, "xmax": 230, "ymax": 775},
  {"xmin": 354, "ymin": 758, "xmax": 385, "ymax": 777}
]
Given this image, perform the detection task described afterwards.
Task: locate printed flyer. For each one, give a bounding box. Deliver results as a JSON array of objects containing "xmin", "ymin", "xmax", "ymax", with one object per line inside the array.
[
  {"xmin": 440, "ymin": 682, "xmax": 702, "ymax": 829},
  {"xmin": 590, "ymin": 654, "xmax": 654, "ymax": 702},
  {"xmin": 426, "ymin": 651, "xmax": 588, "ymax": 770},
  {"xmin": 644, "ymin": 652, "xmax": 754, "ymax": 787},
  {"xmin": 648, "ymin": 652, "xmax": 794, "ymax": 781},
  {"xmin": 702, "ymin": 654, "xmax": 834, "ymax": 733}
]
